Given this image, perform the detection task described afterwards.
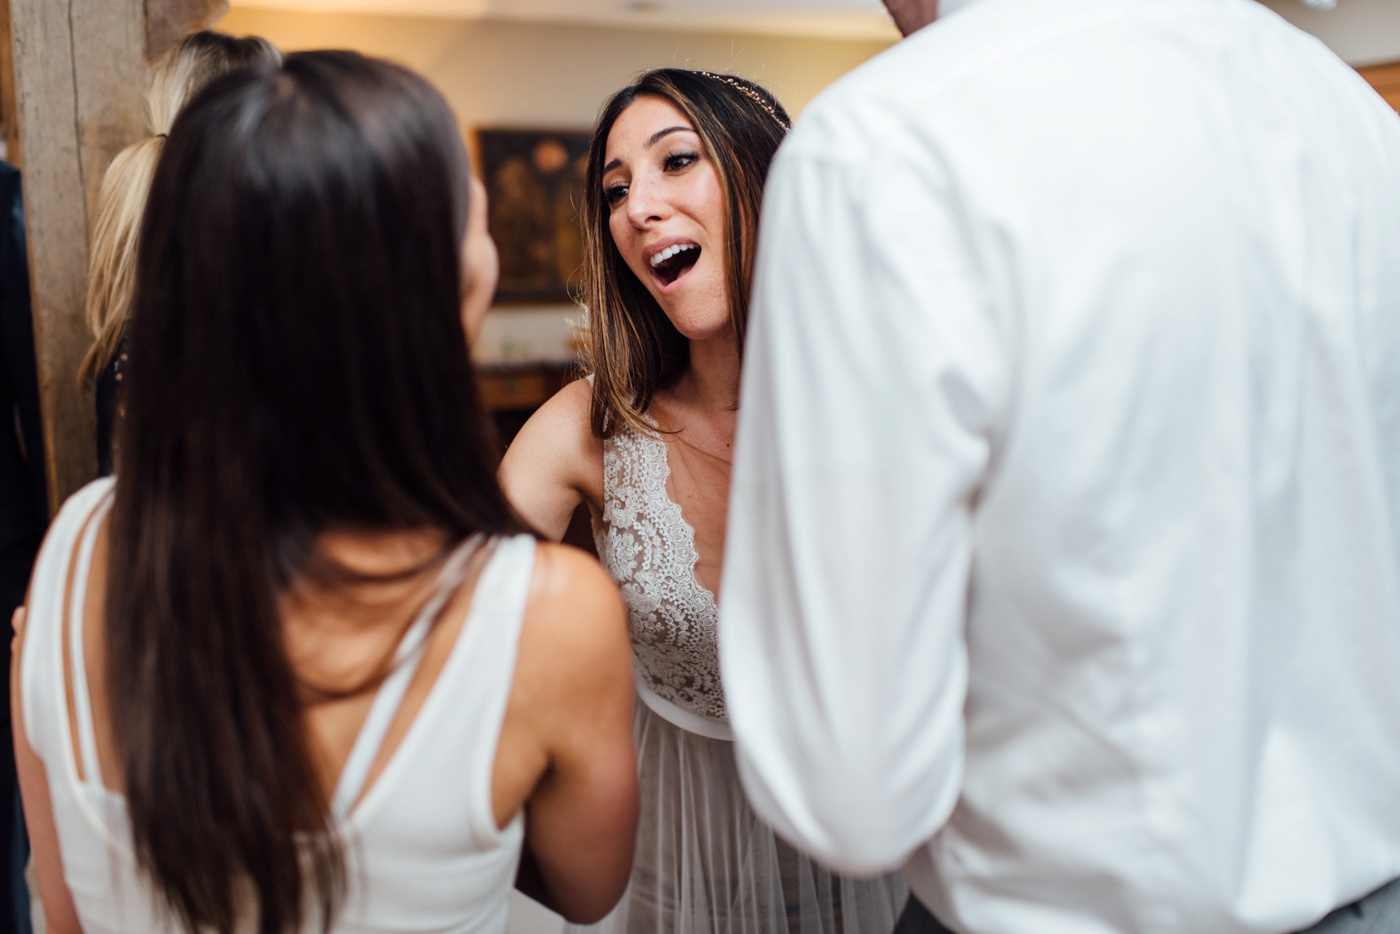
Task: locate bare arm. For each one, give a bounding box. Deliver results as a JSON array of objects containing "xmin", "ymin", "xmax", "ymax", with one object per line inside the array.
[
  {"xmin": 499, "ymin": 379, "xmax": 602, "ymax": 542},
  {"xmin": 11, "ymin": 606, "xmax": 84, "ymax": 934},
  {"xmin": 509, "ymin": 544, "xmax": 637, "ymax": 922}
]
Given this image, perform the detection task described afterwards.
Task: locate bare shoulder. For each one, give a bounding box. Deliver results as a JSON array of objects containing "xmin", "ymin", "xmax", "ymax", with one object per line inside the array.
[
  {"xmin": 508, "ymin": 378, "xmax": 601, "ymax": 474},
  {"xmin": 529, "ymin": 538, "xmax": 615, "ymax": 599},
  {"xmin": 539, "ymin": 375, "xmax": 595, "ymax": 423},
  {"xmin": 499, "ymin": 379, "xmax": 604, "ymax": 540},
  {"xmin": 500, "ymin": 540, "xmax": 637, "ymax": 921},
  {"xmin": 516, "ymin": 542, "xmax": 629, "ymax": 693}
]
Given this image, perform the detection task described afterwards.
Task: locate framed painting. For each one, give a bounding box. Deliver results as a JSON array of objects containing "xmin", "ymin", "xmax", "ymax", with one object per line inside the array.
[{"xmin": 476, "ymin": 127, "xmax": 592, "ymax": 305}]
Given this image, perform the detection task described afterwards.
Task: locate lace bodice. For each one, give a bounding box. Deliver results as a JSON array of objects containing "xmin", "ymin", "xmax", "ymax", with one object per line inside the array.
[{"xmin": 595, "ymin": 422, "xmax": 726, "ymax": 723}]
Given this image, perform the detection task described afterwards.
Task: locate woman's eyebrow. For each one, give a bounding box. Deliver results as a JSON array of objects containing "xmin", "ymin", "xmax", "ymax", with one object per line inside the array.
[
  {"xmin": 602, "ymin": 125, "xmax": 697, "ymax": 174},
  {"xmin": 646, "ymin": 125, "xmax": 693, "ymax": 148}
]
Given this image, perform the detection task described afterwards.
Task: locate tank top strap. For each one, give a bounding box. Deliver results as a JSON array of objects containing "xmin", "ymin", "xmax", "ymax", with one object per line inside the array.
[
  {"xmin": 330, "ymin": 533, "xmax": 484, "ymax": 818},
  {"xmin": 67, "ymin": 489, "xmax": 115, "ymax": 785},
  {"xmin": 19, "ymin": 479, "xmax": 123, "ymax": 782},
  {"xmin": 336, "ymin": 532, "xmax": 537, "ymax": 845},
  {"xmin": 443, "ymin": 532, "xmax": 537, "ymax": 844}
]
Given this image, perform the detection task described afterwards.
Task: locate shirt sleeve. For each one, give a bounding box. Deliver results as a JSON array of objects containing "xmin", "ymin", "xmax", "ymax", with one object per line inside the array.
[{"xmin": 719, "ymin": 135, "xmax": 1013, "ymax": 875}]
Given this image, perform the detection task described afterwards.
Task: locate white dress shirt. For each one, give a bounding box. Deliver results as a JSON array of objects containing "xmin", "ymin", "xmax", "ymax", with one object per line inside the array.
[{"xmin": 720, "ymin": 0, "xmax": 1400, "ymax": 931}]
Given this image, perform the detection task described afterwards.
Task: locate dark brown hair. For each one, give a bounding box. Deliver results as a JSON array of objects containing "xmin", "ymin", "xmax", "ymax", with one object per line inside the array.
[
  {"xmin": 581, "ymin": 69, "xmax": 790, "ymax": 438},
  {"xmin": 108, "ymin": 50, "xmax": 520, "ymax": 934}
]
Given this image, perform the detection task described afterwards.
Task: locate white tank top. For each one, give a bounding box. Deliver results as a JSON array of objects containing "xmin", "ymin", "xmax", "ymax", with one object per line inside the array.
[{"xmin": 20, "ymin": 478, "xmax": 534, "ymax": 934}]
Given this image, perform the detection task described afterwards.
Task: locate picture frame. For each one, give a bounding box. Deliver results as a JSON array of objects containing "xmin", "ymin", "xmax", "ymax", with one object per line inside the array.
[{"xmin": 475, "ymin": 127, "xmax": 592, "ymax": 305}]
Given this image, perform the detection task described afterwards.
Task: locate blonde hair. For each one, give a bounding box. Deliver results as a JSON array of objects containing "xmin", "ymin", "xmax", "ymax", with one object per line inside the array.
[{"xmin": 80, "ymin": 31, "xmax": 280, "ymax": 388}]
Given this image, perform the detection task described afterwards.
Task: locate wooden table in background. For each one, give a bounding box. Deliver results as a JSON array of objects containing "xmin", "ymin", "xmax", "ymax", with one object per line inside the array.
[
  {"xmin": 477, "ymin": 359, "xmax": 595, "ymax": 554},
  {"xmin": 1359, "ymin": 61, "xmax": 1400, "ymax": 114},
  {"xmin": 477, "ymin": 360, "xmax": 578, "ymax": 447}
]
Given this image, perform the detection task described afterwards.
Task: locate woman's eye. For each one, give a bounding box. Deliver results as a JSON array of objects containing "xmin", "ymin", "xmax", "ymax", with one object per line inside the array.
[
  {"xmin": 663, "ymin": 151, "xmax": 699, "ymax": 172},
  {"xmin": 604, "ymin": 183, "xmax": 628, "ymax": 207}
]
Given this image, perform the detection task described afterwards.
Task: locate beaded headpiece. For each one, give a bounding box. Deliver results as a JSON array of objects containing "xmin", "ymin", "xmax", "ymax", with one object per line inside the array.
[{"xmin": 696, "ymin": 71, "xmax": 791, "ymax": 131}]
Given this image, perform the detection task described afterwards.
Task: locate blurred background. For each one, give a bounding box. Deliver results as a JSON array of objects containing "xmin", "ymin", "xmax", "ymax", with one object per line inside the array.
[
  {"xmin": 203, "ymin": 7, "xmax": 1398, "ymax": 933},
  {"xmin": 219, "ymin": 0, "xmax": 1400, "ymax": 469},
  {"xmin": 3, "ymin": 3, "xmax": 1398, "ymax": 930}
]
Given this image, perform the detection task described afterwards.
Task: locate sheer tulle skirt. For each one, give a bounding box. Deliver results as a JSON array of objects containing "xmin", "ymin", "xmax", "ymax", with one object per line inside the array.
[{"xmin": 567, "ymin": 700, "xmax": 908, "ymax": 934}]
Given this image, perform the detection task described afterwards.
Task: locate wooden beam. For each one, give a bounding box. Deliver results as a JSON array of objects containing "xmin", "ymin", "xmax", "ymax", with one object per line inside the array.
[
  {"xmin": 7, "ymin": 0, "xmax": 146, "ymax": 510},
  {"xmin": 147, "ymin": 0, "xmax": 228, "ymax": 64},
  {"xmin": 1357, "ymin": 61, "xmax": 1400, "ymax": 114},
  {"xmin": 0, "ymin": 0, "xmax": 17, "ymax": 165}
]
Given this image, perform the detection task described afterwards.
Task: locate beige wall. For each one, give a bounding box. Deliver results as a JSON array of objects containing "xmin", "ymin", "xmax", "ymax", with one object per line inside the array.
[
  {"xmin": 1257, "ymin": 0, "xmax": 1400, "ymax": 66},
  {"xmin": 218, "ymin": 8, "xmax": 892, "ymax": 123},
  {"xmin": 216, "ymin": 7, "xmax": 892, "ymax": 361}
]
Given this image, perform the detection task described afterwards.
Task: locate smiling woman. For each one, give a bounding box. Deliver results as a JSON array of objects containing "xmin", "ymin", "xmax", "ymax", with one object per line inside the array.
[
  {"xmin": 599, "ymin": 95, "xmax": 730, "ymax": 345},
  {"xmin": 499, "ymin": 68, "xmax": 909, "ymax": 934},
  {"xmin": 578, "ymin": 70, "xmax": 787, "ymax": 440}
]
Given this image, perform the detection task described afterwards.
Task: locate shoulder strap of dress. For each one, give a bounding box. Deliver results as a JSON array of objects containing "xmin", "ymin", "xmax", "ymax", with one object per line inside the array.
[
  {"xmin": 600, "ymin": 415, "xmax": 661, "ymax": 500},
  {"xmin": 18, "ymin": 477, "xmax": 114, "ymax": 777},
  {"xmin": 330, "ymin": 533, "xmax": 484, "ymax": 818},
  {"xmin": 67, "ymin": 492, "xmax": 115, "ymax": 783},
  {"xmin": 442, "ymin": 533, "xmax": 537, "ymax": 843}
]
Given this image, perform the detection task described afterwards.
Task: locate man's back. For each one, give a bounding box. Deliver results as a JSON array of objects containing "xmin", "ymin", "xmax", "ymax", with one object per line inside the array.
[{"xmin": 722, "ymin": 1, "xmax": 1400, "ymax": 931}]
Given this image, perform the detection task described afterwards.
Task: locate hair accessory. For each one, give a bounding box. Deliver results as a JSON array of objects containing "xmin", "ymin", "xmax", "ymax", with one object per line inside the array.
[
  {"xmin": 155, "ymin": 133, "xmax": 168, "ymax": 139},
  {"xmin": 696, "ymin": 72, "xmax": 791, "ymax": 131}
]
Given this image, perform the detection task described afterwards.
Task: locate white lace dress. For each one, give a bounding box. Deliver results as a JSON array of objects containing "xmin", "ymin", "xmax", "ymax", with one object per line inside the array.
[{"xmin": 566, "ymin": 422, "xmax": 908, "ymax": 934}]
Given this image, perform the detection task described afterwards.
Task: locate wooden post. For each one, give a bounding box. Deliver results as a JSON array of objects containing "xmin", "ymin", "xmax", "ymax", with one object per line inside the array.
[
  {"xmin": 147, "ymin": 0, "xmax": 228, "ymax": 67},
  {"xmin": 0, "ymin": 1, "xmax": 18, "ymax": 164},
  {"xmin": 6, "ymin": 0, "xmax": 146, "ymax": 511}
]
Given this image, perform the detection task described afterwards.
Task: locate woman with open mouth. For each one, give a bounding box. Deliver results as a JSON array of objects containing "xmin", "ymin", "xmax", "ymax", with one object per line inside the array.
[{"xmin": 501, "ymin": 69, "xmax": 909, "ymax": 933}]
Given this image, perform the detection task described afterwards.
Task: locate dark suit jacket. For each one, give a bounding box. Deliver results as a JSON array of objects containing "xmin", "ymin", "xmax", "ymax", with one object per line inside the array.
[{"xmin": 0, "ymin": 160, "xmax": 46, "ymax": 728}]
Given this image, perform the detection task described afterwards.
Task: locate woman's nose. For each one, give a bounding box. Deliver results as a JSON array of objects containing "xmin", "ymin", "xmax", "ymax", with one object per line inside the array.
[{"xmin": 626, "ymin": 175, "xmax": 667, "ymax": 227}]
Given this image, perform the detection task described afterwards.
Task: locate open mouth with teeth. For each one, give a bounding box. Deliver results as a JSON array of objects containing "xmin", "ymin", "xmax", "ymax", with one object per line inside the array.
[{"xmin": 648, "ymin": 242, "xmax": 701, "ymax": 287}]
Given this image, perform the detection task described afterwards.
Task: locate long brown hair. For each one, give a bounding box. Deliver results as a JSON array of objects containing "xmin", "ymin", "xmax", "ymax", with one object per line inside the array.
[
  {"xmin": 582, "ymin": 69, "xmax": 790, "ymax": 438},
  {"xmin": 107, "ymin": 51, "xmax": 520, "ymax": 934},
  {"xmin": 79, "ymin": 30, "xmax": 280, "ymax": 388}
]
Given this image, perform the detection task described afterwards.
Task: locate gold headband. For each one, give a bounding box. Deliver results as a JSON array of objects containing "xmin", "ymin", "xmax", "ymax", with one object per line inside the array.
[{"xmin": 696, "ymin": 72, "xmax": 791, "ymax": 131}]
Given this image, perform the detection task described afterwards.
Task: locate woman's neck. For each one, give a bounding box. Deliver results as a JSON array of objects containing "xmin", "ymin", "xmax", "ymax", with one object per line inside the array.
[
  {"xmin": 674, "ymin": 335, "xmax": 741, "ymax": 414},
  {"xmin": 289, "ymin": 527, "xmax": 454, "ymax": 623}
]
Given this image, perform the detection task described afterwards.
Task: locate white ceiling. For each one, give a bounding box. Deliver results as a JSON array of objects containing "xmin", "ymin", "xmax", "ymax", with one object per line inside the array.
[{"xmin": 230, "ymin": 0, "xmax": 901, "ymax": 40}]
